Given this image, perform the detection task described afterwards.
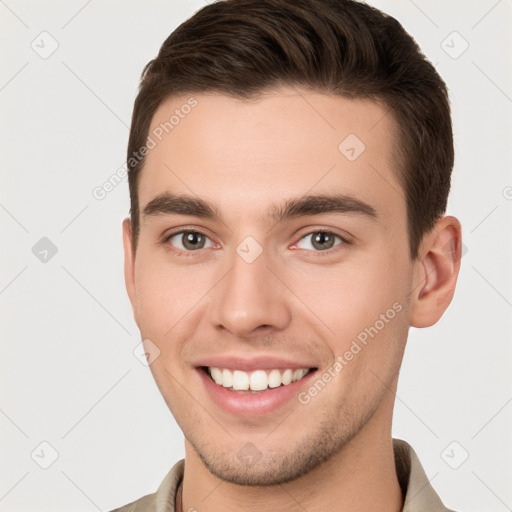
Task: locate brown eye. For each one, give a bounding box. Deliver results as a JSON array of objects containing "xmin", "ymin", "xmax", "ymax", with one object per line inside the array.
[
  {"xmin": 296, "ymin": 231, "xmax": 345, "ymax": 252},
  {"xmin": 167, "ymin": 231, "xmax": 213, "ymax": 251}
]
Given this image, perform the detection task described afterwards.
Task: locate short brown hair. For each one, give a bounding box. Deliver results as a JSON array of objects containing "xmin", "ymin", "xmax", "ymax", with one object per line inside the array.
[{"xmin": 127, "ymin": 0, "xmax": 453, "ymax": 259}]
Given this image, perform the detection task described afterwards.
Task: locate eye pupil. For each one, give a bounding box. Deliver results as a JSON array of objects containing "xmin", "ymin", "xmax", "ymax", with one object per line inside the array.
[
  {"xmin": 312, "ymin": 232, "xmax": 335, "ymax": 250},
  {"xmin": 183, "ymin": 232, "xmax": 204, "ymax": 250}
]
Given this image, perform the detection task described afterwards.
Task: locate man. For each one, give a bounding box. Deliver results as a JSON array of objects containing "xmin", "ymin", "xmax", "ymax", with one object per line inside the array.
[{"xmin": 112, "ymin": 0, "xmax": 462, "ymax": 510}]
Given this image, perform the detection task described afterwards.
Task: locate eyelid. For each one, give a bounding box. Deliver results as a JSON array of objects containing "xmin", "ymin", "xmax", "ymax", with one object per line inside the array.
[{"xmin": 161, "ymin": 225, "xmax": 214, "ymax": 241}]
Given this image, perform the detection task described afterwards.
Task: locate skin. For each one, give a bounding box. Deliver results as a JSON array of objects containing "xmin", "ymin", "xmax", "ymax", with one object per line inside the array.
[{"xmin": 122, "ymin": 86, "xmax": 462, "ymax": 512}]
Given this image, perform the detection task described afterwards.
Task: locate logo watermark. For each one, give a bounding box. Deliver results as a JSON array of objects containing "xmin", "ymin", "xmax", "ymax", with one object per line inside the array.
[
  {"xmin": 92, "ymin": 97, "xmax": 198, "ymax": 201},
  {"xmin": 298, "ymin": 301, "xmax": 403, "ymax": 404}
]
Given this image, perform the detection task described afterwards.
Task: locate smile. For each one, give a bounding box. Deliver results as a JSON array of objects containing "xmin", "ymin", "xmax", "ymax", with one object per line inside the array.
[{"xmin": 206, "ymin": 367, "xmax": 312, "ymax": 392}]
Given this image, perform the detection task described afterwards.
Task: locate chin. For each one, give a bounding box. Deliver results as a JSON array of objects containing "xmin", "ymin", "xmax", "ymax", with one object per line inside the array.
[{"xmin": 187, "ymin": 413, "xmax": 363, "ymax": 487}]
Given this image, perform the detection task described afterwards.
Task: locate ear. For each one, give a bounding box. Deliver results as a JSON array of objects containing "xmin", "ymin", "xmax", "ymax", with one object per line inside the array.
[
  {"xmin": 409, "ymin": 216, "xmax": 462, "ymax": 328},
  {"xmin": 122, "ymin": 217, "xmax": 139, "ymax": 327}
]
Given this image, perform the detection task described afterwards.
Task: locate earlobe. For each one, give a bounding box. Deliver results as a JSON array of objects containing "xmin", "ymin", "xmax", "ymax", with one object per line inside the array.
[
  {"xmin": 122, "ymin": 218, "xmax": 139, "ymax": 326},
  {"xmin": 409, "ymin": 216, "xmax": 462, "ymax": 328}
]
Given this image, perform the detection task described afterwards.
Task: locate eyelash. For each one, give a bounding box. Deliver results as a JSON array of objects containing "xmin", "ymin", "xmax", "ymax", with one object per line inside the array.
[{"xmin": 160, "ymin": 228, "xmax": 350, "ymax": 258}]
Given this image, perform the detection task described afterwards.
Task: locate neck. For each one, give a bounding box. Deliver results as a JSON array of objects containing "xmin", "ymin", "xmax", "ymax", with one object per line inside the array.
[{"xmin": 180, "ymin": 395, "xmax": 403, "ymax": 512}]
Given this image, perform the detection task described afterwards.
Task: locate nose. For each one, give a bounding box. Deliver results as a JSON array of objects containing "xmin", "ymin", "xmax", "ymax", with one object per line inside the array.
[{"xmin": 208, "ymin": 245, "xmax": 292, "ymax": 339}]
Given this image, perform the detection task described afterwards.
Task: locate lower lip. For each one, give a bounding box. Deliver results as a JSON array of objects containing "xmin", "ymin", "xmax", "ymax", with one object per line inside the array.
[{"xmin": 197, "ymin": 368, "xmax": 317, "ymax": 417}]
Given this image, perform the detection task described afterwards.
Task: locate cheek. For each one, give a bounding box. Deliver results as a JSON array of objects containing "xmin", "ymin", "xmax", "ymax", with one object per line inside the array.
[
  {"xmin": 133, "ymin": 252, "xmax": 209, "ymax": 336},
  {"xmin": 133, "ymin": 268, "xmax": 171, "ymax": 336},
  {"xmin": 287, "ymin": 251, "xmax": 412, "ymax": 364},
  {"xmin": 295, "ymin": 255, "xmax": 408, "ymax": 318}
]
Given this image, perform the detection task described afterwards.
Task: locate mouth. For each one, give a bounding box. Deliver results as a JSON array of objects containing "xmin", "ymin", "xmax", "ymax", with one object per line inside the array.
[
  {"xmin": 196, "ymin": 363, "xmax": 319, "ymax": 417},
  {"xmin": 202, "ymin": 366, "xmax": 315, "ymax": 393}
]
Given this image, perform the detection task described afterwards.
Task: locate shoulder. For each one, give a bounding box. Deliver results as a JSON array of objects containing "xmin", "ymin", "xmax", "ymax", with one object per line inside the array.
[
  {"xmin": 108, "ymin": 459, "xmax": 185, "ymax": 512},
  {"xmin": 393, "ymin": 438, "xmax": 459, "ymax": 512},
  {"xmin": 108, "ymin": 492, "xmax": 156, "ymax": 512}
]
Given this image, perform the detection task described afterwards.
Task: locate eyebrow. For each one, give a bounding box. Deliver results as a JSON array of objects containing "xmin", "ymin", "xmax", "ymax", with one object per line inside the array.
[{"xmin": 142, "ymin": 192, "xmax": 378, "ymax": 224}]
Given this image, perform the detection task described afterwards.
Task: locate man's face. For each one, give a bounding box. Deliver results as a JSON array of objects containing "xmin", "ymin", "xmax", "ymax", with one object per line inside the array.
[{"xmin": 123, "ymin": 87, "xmax": 416, "ymax": 485}]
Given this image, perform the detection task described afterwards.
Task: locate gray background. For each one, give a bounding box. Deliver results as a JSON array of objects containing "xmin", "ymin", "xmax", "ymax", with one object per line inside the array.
[{"xmin": 1, "ymin": 1, "xmax": 511, "ymax": 511}]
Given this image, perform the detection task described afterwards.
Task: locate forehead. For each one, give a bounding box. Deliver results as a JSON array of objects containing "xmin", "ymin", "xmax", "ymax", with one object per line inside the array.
[{"xmin": 138, "ymin": 87, "xmax": 403, "ymax": 223}]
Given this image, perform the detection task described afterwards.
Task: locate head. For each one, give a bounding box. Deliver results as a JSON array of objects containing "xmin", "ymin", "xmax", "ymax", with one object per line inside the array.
[{"xmin": 123, "ymin": 0, "xmax": 462, "ymax": 486}]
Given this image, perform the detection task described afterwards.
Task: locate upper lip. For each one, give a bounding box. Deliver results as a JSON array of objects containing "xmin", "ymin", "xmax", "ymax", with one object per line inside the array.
[{"xmin": 193, "ymin": 355, "xmax": 318, "ymax": 372}]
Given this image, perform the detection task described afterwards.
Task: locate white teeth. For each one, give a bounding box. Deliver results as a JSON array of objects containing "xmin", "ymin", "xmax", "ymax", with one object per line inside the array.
[
  {"xmin": 281, "ymin": 369, "xmax": 293, "ymax": 385},
  {"xmin": 210, "ymin": 367, "xmax": 222, "ymax": 385},
  {"xmin": 268, "ymin": 369, "xmax": 282, "ymax": 388},
  {"xmin": 207, "ymin": 367, "xmax": 311, "ymax": 391},
  {"xmin": 222, "ymin": 368, "xmax": 233, "ymax": 388},
  {"xmin": 292, "ymin": 369, "xmax": 303, "ymax": 382},
  {"xmin": 295, "ymin": 368, "xmax": 308, "ymax": 381},
  {"xmin": 249, "ymin": 370, "xmax": 268, "ymax": 391},
  {"xmin": 232, "ymin": 370, "xmax": 249, "ymax": 390}
]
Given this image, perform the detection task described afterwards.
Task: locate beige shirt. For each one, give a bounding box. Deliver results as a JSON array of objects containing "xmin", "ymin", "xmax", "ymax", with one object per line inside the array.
[{"xmin": 110, "ymin": 438, "xmax": 457, "ymax": 512}]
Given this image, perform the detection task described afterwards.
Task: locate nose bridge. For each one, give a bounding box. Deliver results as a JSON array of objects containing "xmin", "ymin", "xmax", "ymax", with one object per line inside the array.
[{"xmin": 209, "ymin": 239, "xmax": 291, "ymax": 336}]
